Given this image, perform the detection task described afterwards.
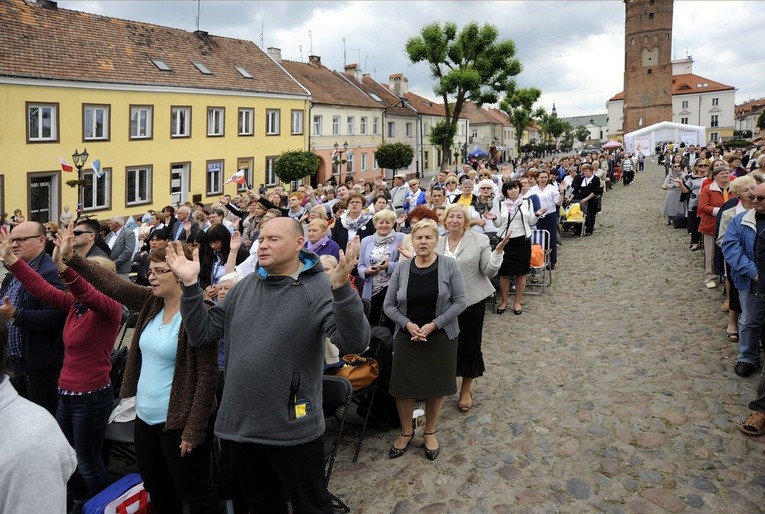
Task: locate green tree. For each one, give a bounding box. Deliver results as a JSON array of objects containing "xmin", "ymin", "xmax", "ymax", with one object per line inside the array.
[
  {"xmin": 574, "ymin": 125, "xmax": 590, "ymax": 144},
  {"xmin": 375, "ymin": 143, "xmax": 415, "ymax": 179},
  {"xmin": 539, "ymin": 111, "xmax": 571, "ymax": 146},
  {"xmin": 272, "ymin": 150, "xmax": 319, "ymax": 183},
  {"xmin": 757, "ymin": 111, "xmax": 765, "ymax": 131},
  {"xmin": 499, "ymin": 87, "xmax": 544, "ymax": 157},
  {"xmin": 406, "ymin": 21, "xmax": 522, "ymax": 170}
]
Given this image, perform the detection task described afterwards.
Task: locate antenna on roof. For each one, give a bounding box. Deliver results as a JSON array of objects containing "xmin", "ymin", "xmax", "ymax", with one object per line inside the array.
[
  {"xmin": 343, "ymin": 37, "xmax": 346, "ymax": 67},
  {"xmin": 195, "ymin": 0, "xmax": 201, "ymax": 32},
  {"xmin": 299, "ymin": 45, "xmax": 303, "ymax": 62},
  {"xmin": 365, "ymin": 54, "xmax": 374, "ymax": 72},
  {"xmin": 309, "ymin": 30, "xmax": 313, "ymax": 54},
  {"xmin": 260, "ymin": 20, "xmax": 264, "ymax": 49}
]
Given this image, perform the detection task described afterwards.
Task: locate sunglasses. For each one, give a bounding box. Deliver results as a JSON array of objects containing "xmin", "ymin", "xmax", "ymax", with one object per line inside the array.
[
  {"xmin": 756, "ymin": 196, "xmax": 765, "ymax": 202},
  {"xmin": 72, "ymin": 230, "xmax": 93, "ymax": 236},
  {"xmin": 696, "ymin": 164, "xmax": 708, "ymax": 168}
]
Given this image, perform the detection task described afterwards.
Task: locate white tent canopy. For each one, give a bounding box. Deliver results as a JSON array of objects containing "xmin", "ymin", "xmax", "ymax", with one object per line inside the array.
[{"xmin": 624, "ymin": 121, "xmax": 706, "ymax": 156}]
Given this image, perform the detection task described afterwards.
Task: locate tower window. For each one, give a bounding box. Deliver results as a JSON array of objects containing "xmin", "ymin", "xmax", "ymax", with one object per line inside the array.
[
  {"xmin": 649, "ymin": 13, "xmax": 654, "ymax": 19},
  {"xmin": 647, "ymin": 69, "xmax": 652, "ymax": 75}
]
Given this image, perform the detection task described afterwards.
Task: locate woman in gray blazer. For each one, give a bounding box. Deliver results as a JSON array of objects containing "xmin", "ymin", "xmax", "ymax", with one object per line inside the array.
[
  {"xmin": 384, "ymin": 219, "xmax": 467, "ymax": 461},
  {"xmin": 436, "ymin": 205, "xmax": 509, "ymax": 413}
]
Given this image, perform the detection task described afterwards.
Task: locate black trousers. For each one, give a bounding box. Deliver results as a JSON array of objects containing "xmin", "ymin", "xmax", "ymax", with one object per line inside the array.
[
  {"xmin": 230, "ymin": 436, "xmax": 332, "ymax": 514},
  {"xmin": 9, "ymin": 362, "xmax": 61, "ymax": 417},
  {"xmin": 133, "ymin": 417, "xmax": 219, "ymax": 514}
]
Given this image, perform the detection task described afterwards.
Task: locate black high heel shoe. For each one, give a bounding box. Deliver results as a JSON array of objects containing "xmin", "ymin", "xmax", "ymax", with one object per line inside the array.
[
  {"xmin": 423, "ymin": 431, "xmax": 440, "ymax": 461},
  {"xmin": 389, "ymin": 433, "xmax": 414, "ymax": 459}
]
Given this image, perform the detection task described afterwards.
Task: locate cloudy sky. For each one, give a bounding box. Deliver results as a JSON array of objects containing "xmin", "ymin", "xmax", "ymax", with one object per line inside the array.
[{"xmin": 58, "ymin": 1, "xmax": 765, "ymax": 117}]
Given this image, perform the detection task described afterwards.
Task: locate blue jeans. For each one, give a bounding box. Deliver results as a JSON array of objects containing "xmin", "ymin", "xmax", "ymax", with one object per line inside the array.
[
  {"xmin": 737, "ymin": 290, "xmax": 765, "ymax": 365},
  {"xmin": 56, "ymin": 385, "xmax": 113, "ymax": 500}
]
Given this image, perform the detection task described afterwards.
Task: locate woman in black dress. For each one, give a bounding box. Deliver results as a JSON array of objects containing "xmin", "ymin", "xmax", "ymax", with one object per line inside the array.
[{"xmin": 384, "ymin": 219, "xmax": 467, "ymax": 461}]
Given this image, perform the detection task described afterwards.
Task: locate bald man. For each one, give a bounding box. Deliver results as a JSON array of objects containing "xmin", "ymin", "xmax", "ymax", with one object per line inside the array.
[
  {"xmin": 0, "ymin": 222, "xmax": 66, "ymax": 415},
  {"xmin": 169, "ymin": 217, "xmax": 370, "ymax": 512}
]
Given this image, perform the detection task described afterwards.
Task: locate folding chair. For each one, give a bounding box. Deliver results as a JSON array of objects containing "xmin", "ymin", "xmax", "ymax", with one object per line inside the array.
[
  {"xmin": 322, "ymin": 375, "xmax": 353, "ymax": 513},
  {"xmin": 525, "ymin": 229, "xmax": 552, "ymax": 295},
  {"xmin": 561, "ymin": 204, "xmax": 586, "ymax": 239},
  {"xmin": 117, "ymin": 311, "xmax": 139, "ymax": 348},
  {"xmin": 102, "ymin": 414, "xmax": 136, "ymax": 473}
]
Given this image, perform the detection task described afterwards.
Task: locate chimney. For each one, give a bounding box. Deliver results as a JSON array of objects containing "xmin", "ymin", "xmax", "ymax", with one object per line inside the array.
[
  {"xmin": 38, "ymin": 0, "xmax": 58, "ymax": 8},
  {"xmin": 344, "ymin": 63, "xmax": 362, "ymax": 83},
  {"xmin": 267, "ymin": 47, "xmax": 282, "ymax": 63},
  {"xmin": 194, "ymin": 30, "xmax": 209, "ymax": 39},
  {"xmin": 389, "ymin": 73, "xmax": 408, "ymax": 96},
  {"xmin": 308, "ymin": 55, "xmax": 322, "ymax": 68}
]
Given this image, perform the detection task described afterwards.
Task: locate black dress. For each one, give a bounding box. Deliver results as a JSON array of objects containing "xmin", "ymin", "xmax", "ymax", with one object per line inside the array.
[{"xmin": 389, "ymin": 257, "xmax": 458, "ymax": 399}]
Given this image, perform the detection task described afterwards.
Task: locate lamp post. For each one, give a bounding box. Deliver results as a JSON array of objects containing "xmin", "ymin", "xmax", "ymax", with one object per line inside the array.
[
  {"xmin": 333, "ymin": 141, "xmax": 349, "ymax": 185},
  {"xmin": 71, "ymin": 147, "xmax": 89, "ymax": 219}
]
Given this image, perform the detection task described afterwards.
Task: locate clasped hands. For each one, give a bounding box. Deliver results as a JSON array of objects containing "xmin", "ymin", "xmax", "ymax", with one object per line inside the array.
[{"xmin": 405, "ymin": 321, "xmax": 436, "ymax": 342}]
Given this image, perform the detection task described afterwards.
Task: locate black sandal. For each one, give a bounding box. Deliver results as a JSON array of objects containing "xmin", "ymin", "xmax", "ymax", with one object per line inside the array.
[
  {"xmin": 423, "ymin": 431, "xmax": 440, "ymax": 461},
  {"xmin": 389, "ymin": 433, "xmax": 414, "ymax": 459}
]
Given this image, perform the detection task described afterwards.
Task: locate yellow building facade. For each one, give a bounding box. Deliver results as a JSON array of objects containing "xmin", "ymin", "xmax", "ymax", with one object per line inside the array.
[{"xmin": 0, "ymin": 81, "xmax": 308, "ymax": 222}]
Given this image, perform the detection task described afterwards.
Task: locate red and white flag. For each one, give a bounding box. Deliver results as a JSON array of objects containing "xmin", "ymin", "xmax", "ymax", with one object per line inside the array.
[
  {"xmin": 224, "ymin": 169, "xmax": 247, "ymax": 185},
  {"xmin": 59, "ymin": 157, "xmax": 73, "ymax": 173}
]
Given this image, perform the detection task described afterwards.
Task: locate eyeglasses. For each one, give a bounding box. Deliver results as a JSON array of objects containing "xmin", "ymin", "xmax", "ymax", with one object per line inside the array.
[
  {"xmin": 145, "ymin": 268, "xmax": 174, "ymax": 279},
  {"xmin": 672, "ymin": 165, "xmax": 681, "ymax": 168},
  {"xmin": 9, "ymin": 235, "xmax": 42, "ymax": 244},
  {"xmin": 696, "ymin": 164, "xmax": 708, "ymax": 168},
  {"xmin": 479, "ymin": 186, "xmax": 493, "ymax": 189},
  {"xmin": 72, "ymin": 230, "xmax": 93, "ymax": 236},
  {"xmin": 755, "ymin": 196, "xmax": 765, "ymax": 202}
]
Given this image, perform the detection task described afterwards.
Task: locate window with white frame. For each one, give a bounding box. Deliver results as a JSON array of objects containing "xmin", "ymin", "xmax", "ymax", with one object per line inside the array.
[
  {"xmin": 207, "ymin": 107, "xmax": 225, "ymax": 136},
  {"xmin": 27, "ymin": 103, "xmax": 58, "ymax": 142},
  {"xmin": 171, "ymin": 106, "xmax": 191, "ymax": 137},
  {"xmin": 83, "ymin": 105, "xmax": 109, "ymax": 141},
  {"xmin": 130, "ymin": 106, "xmax": 153, "ymax": 139},
  {"xmin": 424, "ymin": 151, "xmax": 429, "ymax": 169},
  {"xmin": 710, "ymin": 115, "xmax": 719, "ymax": 128},
  {"xmin": 291, "ymin": 110, "xmax": 304, "ymax": 135},
  {"xmin": 206, "ymin": 160, "xmax": 224, "ymax": 195},
  {"xmin": 361, "ymin": 153, "xmax": 368, "ymax": 172},
  {"xmin": 346, "ymin": 152, "xmax": 354, "ymax": 174},
  {"xmin": 332, "ymin": 116, "xmax": 340, "ymax": 136},
  {"xmin": 265, "ymin": 156, "xmax": 278, "ymax": 186},
  {"xmin": 681, "ymin": 100, "xmax": 688, "ymax": 109},
  {"xmin": 710, "ymin": 132, "xmax": 719, "ymax": 141},
  {"xmin": 237, "ymin": 158, "xmax": 253, "ymax": 192},
  {"xmin": 681, "ymin": 117, "xmax": 688, "ymax": 124},
  {"xmin": 82, "ymin": 168, "xmax": 110, "ymax": 211},
  {"xmin": 471, "ymin": 129, "xmax": 478, "ymax": 139},
  {"xmin": 266, "ymin": 109, "xmax": 280, "ymax": 135},
  {"xmin": 423, "ymin": 122, "xmax": 429, "ymax": 135},
  {"xmin": 387, "ymin": 122, "xmax": 395, "ymax": 138},
  {"xmin": 373, "ymin": 117, "xmax": 379, "ymax": 135},
  {"xmin": 238, "ymin": 108, "xmax": 254, "ymax": 136},
  {"xmin": 712, "ymin": 98, "xmax": 719, "ymax": 106},
  {"xmin": 360, "ymin": 117, "xmax": 367, "ymax": 135},
  {"xmin": 126, "ymin": 166, "xmax": 151, "ymax": 205},
  {"xmin": 347, "ymin": 116, "xmax": 355, "ymax": 135},
  {"xmin": 405, "ymin": 122, "xmax": 413, "ymax": 137},
  {"xmin": 313, "ymin": 115, "xmax": 322, "ymax": 136}
]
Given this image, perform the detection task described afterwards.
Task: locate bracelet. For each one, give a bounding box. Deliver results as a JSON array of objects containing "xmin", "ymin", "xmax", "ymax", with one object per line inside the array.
[{"xmin": 63, "ymin": 276, "xmax": 78, "ymax": 286}]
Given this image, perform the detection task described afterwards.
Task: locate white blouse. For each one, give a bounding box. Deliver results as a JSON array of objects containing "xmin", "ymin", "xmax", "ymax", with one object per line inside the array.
[{"xmin": 528, "ymin": 184, "xmax": 560, "ymax": 215}]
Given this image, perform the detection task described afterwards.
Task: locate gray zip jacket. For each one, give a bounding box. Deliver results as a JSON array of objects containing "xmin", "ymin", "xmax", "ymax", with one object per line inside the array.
[{"xmin": 180, "ymin": 250, "xmax": 370, "ymax": 446}]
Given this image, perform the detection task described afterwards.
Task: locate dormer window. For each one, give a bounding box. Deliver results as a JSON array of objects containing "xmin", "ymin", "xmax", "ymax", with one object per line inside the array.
[
  {"xmin": 192, "ymin": 61, "xmax": 213, "ymax": 75},
  {"xmin": 151, "ymin": 59, "xmax": 171, "ymax": 71}
]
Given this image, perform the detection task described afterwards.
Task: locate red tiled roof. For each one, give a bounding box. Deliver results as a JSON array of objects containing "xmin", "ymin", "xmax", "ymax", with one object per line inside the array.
[
  {"xmin": 609, "ymin": 73, "xmax": 734, "ymax": 102},
  {"xmin": 356, "ymin": 75, "xmax": 417, "ymax": 117},
  {"xmin": 280, "ymin": 60, "xmax": 382, "ymax": 108},
  {"xmin": 735, "ymin": 98, "xmax": 765, "ymax": 117},
  {"xmin": 460, "ymin": 102, "xmax": 500, "ymax": 124},
  {"xmin": 0, "ymin": 0, "xmax": 307, "ymax": 96},
  {"xmin": 402, "ymin": 91, "xmax": 447, "ymax": 117}
]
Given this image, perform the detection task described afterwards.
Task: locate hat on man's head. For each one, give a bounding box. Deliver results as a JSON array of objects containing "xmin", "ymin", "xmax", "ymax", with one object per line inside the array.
[{"xmin": 394, "ymin": 173, "xmax": 407, "ymax": 179}]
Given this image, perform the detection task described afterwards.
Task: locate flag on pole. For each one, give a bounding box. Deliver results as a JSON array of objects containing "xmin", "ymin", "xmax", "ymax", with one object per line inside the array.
[
  {"xmin": 59, "ymin": 157, "xmax": 73, "ymax": 173},
  {"xmin": 91, "ymin": 159, "xmax": 103, "ymax": 178},
  {"xmin": 224, "ymin": 169, "xmax": 247, "ymax": 185}
]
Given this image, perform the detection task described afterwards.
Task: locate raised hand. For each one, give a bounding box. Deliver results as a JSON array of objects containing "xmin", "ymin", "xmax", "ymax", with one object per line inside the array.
[
  {"xmin": 58, "ymin": 223, "xmax": 75, "ymax": 262},
  {"xmin": 0, "ymin": 231, "xmax": 16, "ymax": 265},
  {"xmin": 230, "ymin": 230, "xmax": 242, "ymax": 252},
  {"xmin": 165, "ymin": 241, "xmax": 201, "ymax": 286},
  {"xmin": 330, "ymin": 236, "xmax": 360, "ymax": 290},
  {"xmin": 396, "ymin": 242, "xmax": 414, "ymax": 260},
  {"xmin": 494, "ymin": 231, "xmax": 513, "ymax": 254}
]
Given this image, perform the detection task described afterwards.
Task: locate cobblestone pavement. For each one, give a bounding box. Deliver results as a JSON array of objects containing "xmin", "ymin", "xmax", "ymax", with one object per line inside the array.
[{"xmin": 330, "ymin": 158, "xmax": 765, "ymax": 513}]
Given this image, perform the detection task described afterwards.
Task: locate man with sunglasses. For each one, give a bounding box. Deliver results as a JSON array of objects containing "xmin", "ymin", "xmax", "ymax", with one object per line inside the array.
[
  {"xmin": 0, "ymin": 222, "xmax": 66, "ymax": 415},
  {"xmin": 721, "ymin": 183, "xmax": 765, "ymax": 378},
  {"xmin": 72, "ymin": 219, "xmax": 109, "ymax": 259}
]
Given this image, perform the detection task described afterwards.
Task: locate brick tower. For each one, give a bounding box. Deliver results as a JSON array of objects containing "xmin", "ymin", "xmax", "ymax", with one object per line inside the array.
[{"xmin": 623, "ymin": 0, "xmax": 673, "ymax": 134}]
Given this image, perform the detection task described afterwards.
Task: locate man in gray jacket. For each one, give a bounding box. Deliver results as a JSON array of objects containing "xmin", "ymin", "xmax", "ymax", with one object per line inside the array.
[
  {"xmin": 106, "ymin": 216, "xmax": 136, "ymax": 279},
  {"xmin": 168, "ymin": 217, "xmax": 369, "ymax": 513}
]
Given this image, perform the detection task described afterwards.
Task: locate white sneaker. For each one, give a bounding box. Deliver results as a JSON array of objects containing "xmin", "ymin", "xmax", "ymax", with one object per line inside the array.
[{"xmin": 705, "ymin": 280, "xmax": 716, "ymax": 289}]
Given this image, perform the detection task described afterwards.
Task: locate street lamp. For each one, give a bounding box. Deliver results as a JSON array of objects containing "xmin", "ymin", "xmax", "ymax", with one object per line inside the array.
[
  {"xmin": 333, "ymin": 141, "xmax": 349, "ymax": 185},
  {"xmin": 71, "ymin": 147, "xmax": 89, "ymax": 218}
]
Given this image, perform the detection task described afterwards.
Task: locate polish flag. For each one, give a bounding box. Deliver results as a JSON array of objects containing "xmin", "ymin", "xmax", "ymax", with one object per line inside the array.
[
  {"xmin": 59, "ymin": 157, "xmax": 73, "ymax": 173},
  {"xmin": 224, "ymin": 169, "xmax": 247, "ymax": 185}
]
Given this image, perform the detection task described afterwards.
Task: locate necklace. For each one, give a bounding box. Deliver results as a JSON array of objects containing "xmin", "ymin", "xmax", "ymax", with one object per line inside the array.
[
  {"xmin": 158, "ymin": 306, "xmax": 179, "ymax": 329},
  {"xmin": 447, "ymin": 235, "xmax": 462, "ymax": 252}
]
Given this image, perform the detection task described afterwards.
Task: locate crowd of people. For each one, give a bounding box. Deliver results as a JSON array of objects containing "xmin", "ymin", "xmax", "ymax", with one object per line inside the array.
[
  {"xmin": 0, "ymin": 144, "xmax": 705, "ymax": 513},
  {"xmin": 659, "ymin": 141, "xmax": 765, "ymax": 440}
]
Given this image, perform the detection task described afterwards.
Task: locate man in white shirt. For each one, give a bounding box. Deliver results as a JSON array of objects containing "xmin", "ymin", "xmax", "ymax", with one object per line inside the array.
[{"xmin": 107, "ymin": 216, "xmax": 136, "ymax": 279}]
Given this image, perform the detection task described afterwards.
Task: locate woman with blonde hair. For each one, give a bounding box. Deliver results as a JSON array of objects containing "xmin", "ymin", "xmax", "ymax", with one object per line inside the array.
[
  {"xmin": 384, "ymin": 219, "xmax": 466, "ymax": 460},
  {"xmin": 358, "ymin": 209, "xmax": 404, "ymax": 327},
  {"xmin": 436, "ymin": 205, "xmax": 508, "ymax": 412}
]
